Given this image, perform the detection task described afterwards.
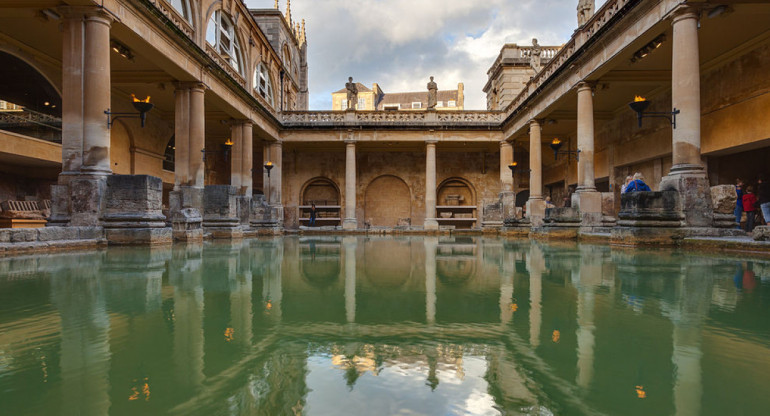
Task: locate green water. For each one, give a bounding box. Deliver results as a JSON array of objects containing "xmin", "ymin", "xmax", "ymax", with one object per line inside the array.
[{"xmin": 0, "ymin": 237, "xmax": 769, "ymax": 416}]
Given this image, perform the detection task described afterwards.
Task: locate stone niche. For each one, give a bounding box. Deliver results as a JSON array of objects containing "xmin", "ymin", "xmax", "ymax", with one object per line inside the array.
[{"xmin": 102, "ymin": 175, "xmax": 171, "ymax": 245}]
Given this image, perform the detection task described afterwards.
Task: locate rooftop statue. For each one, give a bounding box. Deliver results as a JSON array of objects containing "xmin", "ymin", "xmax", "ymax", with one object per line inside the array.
[
  {"xmin": 530, "ymin": 38, "xmax": 542, "ymax": 72},
  {"xmin": 577, "ymin": 0, "xmax": 595, "ymax": 26},
  {"xmin": 427, "ymin": 76, "xmax": 438, "ymax": 110},
  {"xmin": 346, "ymin": 77, "xmax": 358, "ymax": 111}
]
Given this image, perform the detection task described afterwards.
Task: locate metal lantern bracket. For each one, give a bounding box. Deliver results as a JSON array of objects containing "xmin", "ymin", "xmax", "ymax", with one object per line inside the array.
[
  {"xmin": 550, "ymin": 140, "xmax": 581, "ymax": 162},
  {"xmin": 201, "ymin": 143, "xmax": 233, "ymax": 162},
  {"xmin": 629, "ymin": 99, "xmax": 679, "ymax": 129},
  {"xmin": 105, "ymin": 100, "xmax": 154, "ymax": 129}
]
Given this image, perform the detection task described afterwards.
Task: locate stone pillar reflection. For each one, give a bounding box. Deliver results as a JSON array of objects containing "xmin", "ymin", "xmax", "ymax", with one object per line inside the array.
[
  {"xmin": 170, "ymin": 245, "xmax": 205, "ymax": 392},
  {"xmin": 425, "ymin": 237, "xmax": 438, "ymax": 324},
  {"xmin": 343, "ymin": 139, "xmax": 357, "ymax": 230},
  {"xmin": 344, "ymin": 237, "xmax": 357, "ymax": 323},
  {"xmin": 576, "ymin": 82, "xmax": 596, "ymax": 192},
  {"xmin": 527, "ymin": 120, "xmax": 545, "ymax": 226},
  {"xmin": 671, "ymin": 7, "xmax": 702, "ymax": 170},
  {"xmin": 230, "ymin": 246, "xmax": 253, "ymax": 347},
  {"xmin": 424, "ymin": 139, "xmax": 439, "ymax": 231},
  {"xmin": 263, "ymin": 239, "xmax": 283, "ymax": 320},
  {"xmin": 51, "ymin": 267, "xmax": 111, "ymax": 415},
  {"xmin": 527, "ymin": 242, "xmax": 544, "ymax": 348}
]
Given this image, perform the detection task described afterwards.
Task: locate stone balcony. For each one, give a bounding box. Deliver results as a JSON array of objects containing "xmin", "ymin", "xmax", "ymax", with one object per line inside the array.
[{"xmin": 280, "ymin": 110, "xmax": 505, "ymax": 130}]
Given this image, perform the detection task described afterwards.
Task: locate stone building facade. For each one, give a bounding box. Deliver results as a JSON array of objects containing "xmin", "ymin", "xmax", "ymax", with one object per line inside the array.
[
  {"xmin": 0, "ymin": 0, "xmax": 768, "ymax": 246},
  {"xmin": 331, "ymin": 82, "xmax": 464, "ymax": 111}
]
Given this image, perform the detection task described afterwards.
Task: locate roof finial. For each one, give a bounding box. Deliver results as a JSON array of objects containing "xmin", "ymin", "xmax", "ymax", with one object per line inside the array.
[
  {"xmin": 286, "ymin": 0, "xmax": 292, "ymax": 26},
  {"xmin": 301, "ymin": 19, "xmax": 306, "ymax": 44},
  {"xmin": 274, "ymin": 0, "xmax": 279, "ymax": 9}
]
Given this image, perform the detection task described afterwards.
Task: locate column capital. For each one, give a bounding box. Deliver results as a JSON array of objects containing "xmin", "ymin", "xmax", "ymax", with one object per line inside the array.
[
  {"xmin": 174, "ymin": 81, "xmax": 207, "ymax": 92},
  {"xmin": 500, "ymin": 140, "xmax": 512, "ymax": 149},
  {"xmin": 58, "ymin": 6, "xmax": 116, "ymax": 23},
  {"xmin": 576, "ymin": 81, "xmax": 597, "ymax": 93},
  {"xmin": 270, "ymin": 141, "xmax": 283, "ymax": 148},
  {"xmin": 671, "ymin": 5, "xmax": 701, "ymax": 24},
  {"xmin": 529, "ymin": 118, "xmax": 543, "ymax": 128},
  {"xmin": 425, "ymin": 139, "xmax": 438, "ymax": 145},
  {"xmin": 344, "ymin": 139, "xmax": 356, "ymax": 145}
]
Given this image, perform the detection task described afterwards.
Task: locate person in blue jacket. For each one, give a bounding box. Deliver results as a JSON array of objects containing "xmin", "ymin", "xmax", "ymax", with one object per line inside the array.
[
  {"xmin": 735, "ymin": 178, "xmax": 744, "ymax": 229},
  {"xmin": 624, "ymin": 172, "xmax": 652, "ymax": 193}
]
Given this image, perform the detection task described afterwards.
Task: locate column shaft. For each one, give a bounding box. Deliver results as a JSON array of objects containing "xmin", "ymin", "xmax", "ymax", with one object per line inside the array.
[
  {"xmin": 529, "ymin": 120, "xmax": 542, "ymax": 200},
  {"xmin": 269, "ymin": 142, "xmax": 282, "ymax": 206},
  {"xmin": 81, "ymin": 12, "xmax": 112, "ymax": 174},
  {"xmin": 60, "ymin": 14, "xmax": 85, "ymax": 174},
  {"xmin": 343, "ymin": 140, "xmax": 357, "ymax": 229},
  {"xmin": 189, "ymin": 85, "xmax": 206, "ymax": 187},
  {"xmin": 241, "ymin": 122, "xmax": 253, "ymax": 195},
  {"xmin": 424, "ymin": 140, "xmax": 439, "ymax": 230},
  {"xmin": 500, "ymin": 141, "xmax": 513, "ymax": 192},
  {"xmin": 576, "ymin": 82, "xmax": 596, "ymax": 191},
  {"xmin": 173, "ymin": 88, "xmax": 190, "ymax": 188},
  {"xmin": 230, "ymin": 123, "xmax": 244, "ymax": 190},
  {"xmin": 671, "ymin": 8, "xmax": 702, "ymax": 168}
]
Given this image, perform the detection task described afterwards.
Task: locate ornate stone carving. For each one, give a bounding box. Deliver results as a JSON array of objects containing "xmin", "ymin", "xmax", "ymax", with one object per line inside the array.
[
  {"xmin": 577, "ymin": 0, "xmax": 595, "ymax": 26},
  {"xmin": 345, "ymin": 77, "xmax": 358, "ymax": 110}
]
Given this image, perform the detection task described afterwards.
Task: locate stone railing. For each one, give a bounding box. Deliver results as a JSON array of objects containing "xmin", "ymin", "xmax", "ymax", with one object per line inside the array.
[
  {"xmin": 520, "ymin": 46, "xmax": 561, "ymax": 60},
  {"xmin": 281, "ymin": 111, "xmax": 504, "ymax": 128},
  {"xmin": 145, "ymin": 0, "xmax": 195, "ymax": 39},
  {"xmin": 504, "ymin": 0, "xmax": 636, "ymax": 115}
]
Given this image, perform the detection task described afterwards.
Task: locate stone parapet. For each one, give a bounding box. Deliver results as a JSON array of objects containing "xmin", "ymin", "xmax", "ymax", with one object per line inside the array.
[
  {"xmin": 102, "ymin": 175, "xmax": 171, "ymax": 246},
  {"xmin": 617, "ymin": 191, "xmax": 683, "ymax": 227},
  {"xmin": 281, "ymin": 110, "xmax": 503, "ymax": 129}
]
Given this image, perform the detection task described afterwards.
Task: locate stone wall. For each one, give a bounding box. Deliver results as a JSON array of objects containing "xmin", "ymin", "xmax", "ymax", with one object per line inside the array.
[{"xmin": 282, "ymin": 149, "xmax": 502, "ymax": 228}]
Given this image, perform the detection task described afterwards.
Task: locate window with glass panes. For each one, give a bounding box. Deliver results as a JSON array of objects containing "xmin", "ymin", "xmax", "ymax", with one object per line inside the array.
[{"xmin": 206, "ymin": 11, "xmax": 242, "ymax": 74}]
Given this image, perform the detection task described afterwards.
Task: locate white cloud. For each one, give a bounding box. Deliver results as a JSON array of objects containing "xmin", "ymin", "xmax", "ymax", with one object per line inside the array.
[{"xmin": 245, "ymin": 0, "xmax": 606, "ymax": 110}]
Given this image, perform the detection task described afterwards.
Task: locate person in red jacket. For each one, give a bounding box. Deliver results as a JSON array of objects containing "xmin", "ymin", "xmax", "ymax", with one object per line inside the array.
[{"xmin": 742, "ymin": 186, "xmax": 758, "ymax": 232}]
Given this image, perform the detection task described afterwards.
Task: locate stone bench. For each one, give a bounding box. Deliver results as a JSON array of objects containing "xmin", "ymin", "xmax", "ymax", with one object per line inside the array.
[{"xmin": 0, "ymin": 200, "xmax": 48, "ymax": 228}]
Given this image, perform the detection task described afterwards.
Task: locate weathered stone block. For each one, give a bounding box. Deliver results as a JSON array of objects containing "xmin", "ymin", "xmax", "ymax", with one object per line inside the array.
[
  {"xmin": 10, "ymin": 229, "xmax": 37, "ymax": 243},
  {"xmin": 236, "ymin": 196, "xmax": 252, "ymax": 226},
  {"xmin": 78, "ymin": 226, "xmax": 105, "ymax": 240},
  {"xmin": 105, "ymin": 228, "xmax": 172, "ymax": 246},
  {"xmin": 69, "ymin": 176, "xmax": 108, "ymax": 226},
  {"xmin": 711, "ymin": 184, "xmax": 737, "ymax": 214},
  {"xmin": 618, "ymin": 191, "xmax": 682, "ymax": 226},
  {"xmin": 37, "ymin": 227, "xmax": 79, "ymax": 242},
  {"xmin": 659, "ymin": 171, "xmax": 713, "ymax": 227},
  {"xmin": 0, "ymin": 229, "xmax": 10, "ymax": 243},
  {"xmin": 753, "ymin": 225, "xmax": 770, "ymax": 241},
  {"xmin": 601, "ymin": 192, "xmax": 615, "ymax": 217},
  {"xmin": 103, "ymin": 175, "xmax": 166, "ymax": 229},
  {"xmin": 203, "ymin": 185, "xmax": 241, "ymax": 238}
]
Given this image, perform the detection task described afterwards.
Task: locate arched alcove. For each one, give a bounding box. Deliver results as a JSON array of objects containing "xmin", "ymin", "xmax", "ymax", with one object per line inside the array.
[
  {"xmin": 163, "ymin": 136, "xmax": 175, "ymax": 172},
  {"xmin": 362, "ymin": 240, "xmax": 413, "ymax": 288},
  {"xmin": 110, "ymin": 121, "xmax": 133, "ymax": 175},
  {"xmin": 436, "ymin": 177, "xmax": 477, "ymax": 229},
  {"xmin": 365, "ymin": 175, "xmax": 411, "ymax": 227},
  {"xmin": 300, "ymin": 177, "xmax": 341, "ymax": 226},
  {"xmin": 301, "ymin": 259, "xmax": 341, "ymax": 290}
]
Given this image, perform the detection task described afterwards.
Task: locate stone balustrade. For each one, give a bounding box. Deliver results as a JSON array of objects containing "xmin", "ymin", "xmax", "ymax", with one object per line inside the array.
[
  {"xmin": 281, "ymin": 110, "xmax": 504, "ymax": 129},
  {"xmin": 504, "ymin": 0, "xmax": 636, "ymax": 115},
  {"xmin": 146, "ymin": 0, "xmax": 195, "ymax": 39},
  {"xmin": 520, "ymin": 46, "xmax": 561, "ymax": 60}
]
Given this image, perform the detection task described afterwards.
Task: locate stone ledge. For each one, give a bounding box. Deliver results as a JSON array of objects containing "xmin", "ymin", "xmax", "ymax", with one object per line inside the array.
[{"xmin": 0, "ymin": 239, "xmax": 106, "ymax": 256}]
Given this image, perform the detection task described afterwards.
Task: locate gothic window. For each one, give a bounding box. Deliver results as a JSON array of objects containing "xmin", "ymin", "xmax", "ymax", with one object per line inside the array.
[
  {"xmin": 168, "ymin": 0, "xmax": 192, "ymax": 23},
  {"xmin": 206, "ymin": 11, "xmax": 242, "ymax": 74},
  {"xmin": 254, "ymin": 62, "xmax": 275, "ymax": 107}
]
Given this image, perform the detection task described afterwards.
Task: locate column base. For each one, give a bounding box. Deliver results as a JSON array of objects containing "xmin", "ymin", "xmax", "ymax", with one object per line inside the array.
[
  {"xmin": 573, "ymin": 190, "xmax": 603, "ymax": 227},
  {"xmin": 105, "ymin": 227, "xmax": 172, "ymax": 246},
  {"xmin": 526, "ymin": 199, "xmax": 546, "ymax": 227},
  {"xmin": 660, "ymin": 165, "xmax": 713, "ymax": 227},
  {"xmin": 170, "ymin": 187, "xmax": 203, "ymax": 242},
  {"xmin": 424, "ymin": 218, "xmax": 439, "ymax": 231},
  {"xmin": 342, "ymin": 218, "xmax": 358, "ymax": 230}
]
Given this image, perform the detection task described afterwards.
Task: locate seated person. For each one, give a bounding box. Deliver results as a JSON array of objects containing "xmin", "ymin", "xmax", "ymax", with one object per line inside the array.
[{"xmin": 624, "ymin": 172, "xmax": 652, "ymax": 193}]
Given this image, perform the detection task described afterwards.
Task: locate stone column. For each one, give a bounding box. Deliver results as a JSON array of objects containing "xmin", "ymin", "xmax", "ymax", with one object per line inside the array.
[
  {"xmin": 51, "ymin": 7, "xmax": 114, "ymax": 226},
  {"xmin": 500, "ymin": 141, "xmax": 516, "ymax": 221},
  {"xmin": 343, "ymin": 138, "xmax": 357, "ymax": 230},
  {"xmin": 500, "ymin": 141, "xmax": 513, "ymax": 192},
  {"xmin": 269, "ymin": 142, "xmax": 283, "ymax": 206},
  {"xmin": 574, "ymin": 82, "xmax": 602, "ymax": 226},
  {"xmin": 231, "ymin": 121, "xmax": 253, "ymax": 226},
  {"xmin": 169, "ymin": 83, "xmax": 206, "ymax": 241},
  {"xmin": 424, "ymin": 139, "xmax": 439, "ymax": 231},
  {"xmin": 343, "ymin": 237, "xmax": 357, "ymax": 323},
  {"xmin": 527, "ymin": 120, "xmax": 546, "ymax": 226},
  {"xmin": 660, "ymin": 6, "xmax": 713, "ymax": 227},
  {"xmin": 527, "ymin": 242, "xmax": 544, "ymax": 348}
]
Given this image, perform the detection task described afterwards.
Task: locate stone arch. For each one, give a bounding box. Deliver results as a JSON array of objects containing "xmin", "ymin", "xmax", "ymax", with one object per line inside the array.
[
  {"xmin": 110, "ymin": 120, "xmax": 134, "ymax": 175},
  {"xmin": 0, "ymin": 47, "xmax": 62, "ymax": 96},
  {"xmin": 437, "ymin": 177, "xmax": 476, "ymax": 207},
  {"xmin": 300, "ymin": 257, "xmax": 340, "ymax": 290},
  {"xmin": 300, "ymin": 177, "xmax": 340, "ymax": 205},
  {"xmin": 437, "ymin": 258, "xmax": 477, "ymax": 287},
  {"xmin": 365, "ymin": 175, "xmax": 411, "ymax": 227}
]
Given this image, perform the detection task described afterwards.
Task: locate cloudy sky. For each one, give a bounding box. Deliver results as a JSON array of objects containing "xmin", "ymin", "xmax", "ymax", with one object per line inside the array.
[{"xmin": 245, "ymin": 0, "xmax": 607, "ymax": 110}]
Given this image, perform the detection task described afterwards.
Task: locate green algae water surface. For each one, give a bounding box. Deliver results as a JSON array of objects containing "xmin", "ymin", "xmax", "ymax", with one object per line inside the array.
[{"xmin": 1, "ymin": 236, "xmax": 769, "ymax": 415}]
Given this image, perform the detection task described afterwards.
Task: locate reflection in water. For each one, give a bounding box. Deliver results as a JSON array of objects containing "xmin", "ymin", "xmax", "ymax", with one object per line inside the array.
[{"xmin": 0, "ymin": 238, "xmax": 770, "ymax": 415}]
